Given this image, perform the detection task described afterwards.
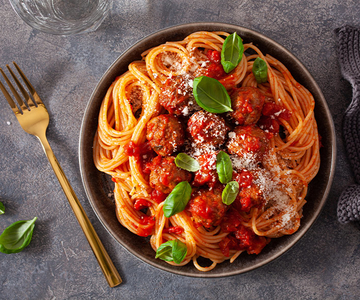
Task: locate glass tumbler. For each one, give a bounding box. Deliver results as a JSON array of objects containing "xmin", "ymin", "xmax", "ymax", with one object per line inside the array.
[{"xmin": 9, "ymin": 0, "xmax": 113, "ymax": 35}]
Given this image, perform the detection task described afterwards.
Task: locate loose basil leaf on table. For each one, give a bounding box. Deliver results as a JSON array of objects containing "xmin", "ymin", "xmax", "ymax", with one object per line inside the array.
[
  {"xmin": 175, "ymin": 153, "xmax": 200, "ymax": 172},
  {"xmin": 216, "ymin": 151, "xmax": 233, "ymax": 184},
  {"xmin": 221, "ymin": 32, "xmax": 244, "ymax": 73},
  {"xmin": 193, "ymin": 76, "xmax": 232, "ymax": 114},
  {"xmin": 252, "ymin": 57, "xmax": 268, "ymax": 83},
  {"xmin": 163, "ymin": 181, "xmax": 192, "ymax": 218},
  {"xmin": 155, "ymin": 239, "xmax": 187, "ymax": 264},
  {"xmin": 0, "ymin": 201, "xmax": 4, "ymax": 215},
  {"xmin": 0, "ymin": 217, "xmax": 37, "ymax": 254},
  {"xmin": 222, "ymin": 181, "xmax": 240, "ymax": 205}
]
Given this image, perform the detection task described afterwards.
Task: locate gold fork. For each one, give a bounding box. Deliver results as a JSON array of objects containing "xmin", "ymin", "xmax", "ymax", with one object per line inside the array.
[{"xmin": 0, "ymin": 62, "xmax": 122, "ymax": 287}]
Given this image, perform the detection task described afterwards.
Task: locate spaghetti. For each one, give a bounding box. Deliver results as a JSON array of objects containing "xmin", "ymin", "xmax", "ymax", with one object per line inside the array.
[{"xmin": 93, "ymin": 31, "xmax": 320, "ymax": 271}]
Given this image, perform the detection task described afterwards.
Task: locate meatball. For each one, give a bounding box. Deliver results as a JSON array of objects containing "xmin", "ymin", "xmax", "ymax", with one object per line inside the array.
[
  {"xmin": 159, "ymin": 75, "xmax": 193, "ymax": 115},
  {"xmin": 193, "ymin": 152, "xmax": 218, "ymax": 187},
  {"xmin": 149, "ymin": 156, "xmax": 192, "ymax": 194},
  {"xmin": 128, "ymin": 86, "xmax": 143, "ymax": 117},
  {"xmin": 187, "ymin": 188, "xmax": 228, "ymax": 229},
  {"xmin": 230, "ymin": 87, "xmax": 265, "ymax": 125},
  {"xmin": 146, "ymin": 114, "xmax": 185, "ymax": 156},
  {"xmin": 188, "ymin": 110, "xmax": 229, "ymax": 148},
  {"xmin": 227, "ymin": 125, "xmax": 269, "ymax": 158},
  {"xmin": 233, "ymin": 170, "xmax": 264, "ymax": 212},
  {"xmin": 236, "ymin": 186, "xmax": 264, "ymax": 212}
]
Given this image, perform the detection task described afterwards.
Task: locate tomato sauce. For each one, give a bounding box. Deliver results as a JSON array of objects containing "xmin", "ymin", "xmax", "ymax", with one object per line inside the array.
[
  {"xmin": 220, "ymin": 209, "xmax": 243, "ymax": 232},
  {"xmin": 205, "ymin": 50, "xmax": 227, "ymax": 80},
  {"xmin": 124, "ymin": 141, "xmax": 156, "ymax": 174},
  {"xmin": 219, "ymin": 209, "xmax": 268, "ymax": 256},
  {"xmin": 193, "ymin": 153, "xmax": 217, "ymax": 187},
  {"xmin": 241, "ymin": 126, "xmax": 263, "ymax": 153},
  {"xmin": 232, "ymin": 88, "xmax": 256, "ymax": 115},
  {"xmin": 150, "ymin": 189, "xmax": 167, "ymax": 203},
  {"xmin": 159, "ymin": 76, "xmax": 192, "ymax": 115},
  {"xmin": 238, "ymin": 196, "xmax": 252, "ymax": 212},
  {"xmin": 262, "ymin": 102, "xmax": 290, "ymax": 119},
  {"xmin": 258, "ymin": 102, "xmax": 291, "ymax": 136},
  {"xmin": 235, "ymin": 170, "xmax": 253, "ymax": 188},
  {"xmin": 133, "ymin": 199, "xmax": 151, "ymax": 211},
  {"xmin": 190, "ymin": 197, "xmax": 214, "ymax": 220},
  {"xmin": 318, "ymin": 134, "xmax": 323, "ymax": 148},
  {"xmin": 163, "ymin": 226, "xmax": 184, "ymax": 234},
  {"xmin": 136, "ymin": 215, "xmax": 155, "ymax": 237},
  {"xmin": 258, "ymin": 116, "xmax": 280, "ymax": 138},
  {"xmin": 124, "ymin": 141, "xmax": 153, "ymax": 158}
]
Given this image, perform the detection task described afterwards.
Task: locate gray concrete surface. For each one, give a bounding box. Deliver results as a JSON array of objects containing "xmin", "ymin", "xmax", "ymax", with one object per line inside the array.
[{"xmin": 0, "ymin": 0, "xmax": 359, "ymax": 299}]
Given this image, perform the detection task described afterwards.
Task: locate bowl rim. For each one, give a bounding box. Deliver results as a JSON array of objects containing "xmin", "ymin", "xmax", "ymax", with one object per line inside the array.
[{"xmin": 79, "ymin": 22, "xmax": 337, "ymax": 277}]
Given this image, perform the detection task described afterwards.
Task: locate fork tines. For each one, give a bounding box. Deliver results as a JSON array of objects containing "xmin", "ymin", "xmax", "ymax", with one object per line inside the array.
[{"xmin": 0, "ymin": 62, "xmax": 39, "ymax": 114}]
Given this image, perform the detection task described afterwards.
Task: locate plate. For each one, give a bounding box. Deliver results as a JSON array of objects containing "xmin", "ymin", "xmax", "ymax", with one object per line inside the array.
[{"xmin": 79, "ymin": 22, "xmax": 336, "ymax": 277}]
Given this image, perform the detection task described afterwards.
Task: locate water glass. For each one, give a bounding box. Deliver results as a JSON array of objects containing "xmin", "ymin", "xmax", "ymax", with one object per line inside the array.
[{"xmin": 9, "ymin": 0, "xmax": 113, "ymax": 35}]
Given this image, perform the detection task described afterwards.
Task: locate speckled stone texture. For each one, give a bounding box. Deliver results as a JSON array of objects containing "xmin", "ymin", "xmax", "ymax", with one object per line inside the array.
[{"xmin": 0, "ymin": 0, "xmax": 359, "ymax": 299}]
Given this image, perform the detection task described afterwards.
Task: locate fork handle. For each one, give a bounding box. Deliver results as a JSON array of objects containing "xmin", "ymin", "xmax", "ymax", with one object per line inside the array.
[{"xmin": 36, "ymin": 131, "xmax": 122, "ymax": 287}]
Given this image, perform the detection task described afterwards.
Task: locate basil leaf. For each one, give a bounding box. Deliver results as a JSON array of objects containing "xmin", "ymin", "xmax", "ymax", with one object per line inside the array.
[
  {"xmin": 175, "ymin": 153, "xmax": 200, "ymax": 172},
  {"xmin": 0, "ymin": 217, "xmax": 37, "ymax": 254},
  {"xmin": 155, "ymin": 242, "xmax": 174, "ymax": 261},
  {"xmin": 252, "ymin": 57, "xmax": 268, "ymax": 83},
  {"xmin": 216, "ymin": 151, "xmax": 233, "ymax": 184},
  {"xmin": 221, "ymin": 32, "xmax": 244, "ymax": 73},
  {"xmin": 172, "ymin": 240, "xmax": 188, "ymax": 264},
  {"xmin": 0, "ymin": 201, "xmax": 4, "ymax": 215},
  {"xmin": 155, "ymin": 239, "xmax": 187, "ymax": 264},
  {"xmin": 163, "ymin": 181, "xmax": 192, "ymax": 218},
  {"xmin": 193, "ymin": 76, "xmax": 232, "ymax": 113},
  {"xmin": 222, "ymin": 181, "xmax": 239, "ymax": 205}
]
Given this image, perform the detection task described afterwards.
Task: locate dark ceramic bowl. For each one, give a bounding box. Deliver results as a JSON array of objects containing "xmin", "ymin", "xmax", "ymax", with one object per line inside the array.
[{"xmin": 79, "ymin": 22, "xmax": 336, "ymax": 277}]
